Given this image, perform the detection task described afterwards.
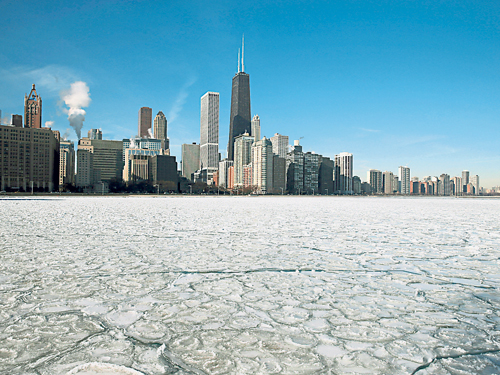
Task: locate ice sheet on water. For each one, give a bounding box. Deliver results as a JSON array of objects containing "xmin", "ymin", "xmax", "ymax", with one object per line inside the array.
[{"xmin": 1, "ymin": 196, "xmax": 500, "ymax": 374}]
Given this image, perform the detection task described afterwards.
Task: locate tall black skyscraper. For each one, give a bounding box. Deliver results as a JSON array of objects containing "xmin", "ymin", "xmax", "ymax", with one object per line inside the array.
[{"xmin": 228, "ymin": 37, "xmax": 251, "ymax": 161}]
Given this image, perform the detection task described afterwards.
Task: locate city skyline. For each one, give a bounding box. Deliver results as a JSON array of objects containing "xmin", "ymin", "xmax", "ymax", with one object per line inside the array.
[{"xmin": 0, "ymin": 2, "xmax": 499, "ymax": 186}]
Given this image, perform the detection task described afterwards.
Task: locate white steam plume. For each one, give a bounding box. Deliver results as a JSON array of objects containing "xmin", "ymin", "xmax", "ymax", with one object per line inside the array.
[
  {"xmin": 60, "ymin": 81, "xmax": 91, "ymax": 139},
  {"xmin": 45, "ymin": 121, "xmax": 54, "ymax": 128}
]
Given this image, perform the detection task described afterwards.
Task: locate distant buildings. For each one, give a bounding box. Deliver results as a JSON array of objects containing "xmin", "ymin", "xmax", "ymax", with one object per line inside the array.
[
  {"xmin": 59, "ymin": 140, "xmax": 75, "ymax": 187},
  {"xmin": 251, "ymin": 115, "xmax": 260, "ymax": 143},
  {"xmin": 270, "ymin": 133, "xmax": 289, "ymax": 159},
  {"xmin": 138, "ymin": 107, "xmax": 152, "ymax": 138},
  {"xmin": 233, "ymin": 133, "xmax": 254, "ymax": 187},
  {"xmin": 252, "ymin": 137, "xmax": 273, "ymax": 193}
]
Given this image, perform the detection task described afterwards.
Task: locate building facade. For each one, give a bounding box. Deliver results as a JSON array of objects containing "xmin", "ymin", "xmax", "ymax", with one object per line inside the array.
[
  {"xmin": 0, "ymin": 125, "xmax": 59, "ymax": 191},
  {"xmin": 398, "ymin": 166, "xmax": 410, "ymax": 195},
  {"xmin": 233, "ymin": 133, "xmax": 254, "ymax": 187},
  {"xmin": 286, "ymin": 140, "xmax": 304, "ymax": 194}
]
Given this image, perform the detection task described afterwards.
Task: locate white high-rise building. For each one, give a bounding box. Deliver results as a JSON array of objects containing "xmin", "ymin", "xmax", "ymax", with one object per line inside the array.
[
  {"xmin": 200, "ymin": 92, "xmax": 219, "ymax": 172},
  {"xmin": 153, "ymin": 111, "xmax": 169, "ymax": 151},
  {"xmin": 462, "ymin": 170, "xmax": 469, "ymax": 194},
  {"xmin": 233, "ymin": 133, "xmax": 254, "ymax": 187},
  {"xmin": 398, "ymin": 166, "xmax": 410, "ymax": 195},
  {"xmin": 335, "ymin": 152, "xmax": 353, "ymax": 194},
  {"xmin": 270, "ymin": 133, "xmax": 289, "ymax": 158},
  {"xmin": 251, "ymin": 115, "xmax": 261, "ymax": 143},
  {"xmin": 252, "ymin": 137, "xmax": 273, "ymax": 194},
  {"xmin": 383, "ymin": 171, "xmax": 394, "ymax": 194},
  {"xmin": 470, "ymin": 175, "xmax": 479, "ymax": 195}
]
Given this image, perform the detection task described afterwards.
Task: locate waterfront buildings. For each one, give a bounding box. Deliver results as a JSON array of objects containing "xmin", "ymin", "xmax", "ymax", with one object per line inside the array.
[
  {"xmin": 462, "ymin": 170, "xmax": 470, "ymax": 193},
  {"xmin": 383, "ymin": 171, "xmax": 394, "ymax": 194},
  {"xmin": 138, "ymin": 107, "xmax": 152, "ymax": 138},
  {"xmin": 24, "ymin": 84, "xmax": 42, "ymax": 129},
  {"xmin": 228, "ymin": 39, "xmax": 251, "ymax": 160},
  {"xmin": 318, "ymin": 156, "xmax": 334, "ymax": 195}
]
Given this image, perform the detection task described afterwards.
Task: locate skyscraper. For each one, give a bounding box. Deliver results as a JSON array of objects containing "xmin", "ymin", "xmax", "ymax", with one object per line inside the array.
[
  {"xmin": 200, "ymin": 92, "xmax": 219, "ymax": 173},
  {"xmin": 24, "ymin": 84, "xmax": 42, "ymax": 128},
  {"xmin": 335, "ymin": 152, "xmax": 353, "ymax": 195},
  {"xmin": 270, "ymin": 133, "xmax": 289, "ymax": 158},
  {"xmin": 462, "ymin": 170, "xmax": 470, "ymax": 193},
  {"xmin": 398, "ymin": 166, "xmax": 410, "ymax": 195},
  {"xmin": 138, "ymin": 107, "xmax": 152, "ymax": 138},
  {"xmin": 181, "ymin": 143, "xmax": 200, "ymax": 181},
  {"xmin": 252, "ymin": 137, "xmax": 273, "ymax": 194},
  {"xmin": 251, "ymin": 115, "xmax": 260, "ymax": 143},
  {"xmin": 286, "ymin": 140, "xmax": 304, "ymax": 194},
  {"xmin": 153, "ymin": 111, "xmax": 168, "ymax": 151},
  {"xmin": 228, "ymin": 37, "xmax": 251, "ymax": 160}
]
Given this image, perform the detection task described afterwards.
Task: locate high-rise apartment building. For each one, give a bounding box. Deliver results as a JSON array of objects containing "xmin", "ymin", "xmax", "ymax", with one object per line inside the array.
[
  {"xmin": 273, "ymin": 155, "xmax": 286, "ymax": 194},
  {"xmin": 251, "ymin": 115, "xmax": 260, "ymax": 143},
  {"xmin": 438, "ymin": 174, "xmax": 451, "ymax": 196},
  {"xmin": 367, "ymin": 169, "xmax": 382, "ymax": 194},
  {"xmin": 398, "ymin": 166, "xmax": 410, "ymax": 195},
  {"xmin": 228, "ymin": 38, "xmax": 251, "ymax": 160},
  {"xmin": 138, "ymin": 107, "xmax": 152, "ymax": 138},
  {"xmin": 383, "ymin": 171, "xmax": 394, "ymax": 194},
  {"xmin": 286, "ymin": 140, "xmax": 304, "ymax": 194},
  {"xmin": 452, "ymin": 176, "xmax": 462, "ymax": 196},
  {"xmin": 462, "ymin": 170, "xmax": 469, "ymax": 193},
  {"xmin": 252, "ymin": 137, "xmax": 273, "ymax": 194},
  {"xmin": 303, "ymin": 152, "xmax": 320, "ymax": 194},
  {"xmin": 233, "ymin": 133, "xmax": 254, "ymax": 186},
  {"xmin": 59, "ymin": 140, "xmax": 75, "ymax": 186},
  {"xmin": 181, "ymin": 143, "xmax": 200, "ymax": 181},
  {"xmin": 270, "ymin": 133, "xmax": 289, "ymax": 159},
  {"xmin": 153, "ymin": 111, "xmax": 169, "ymax": 151},
  {"xmin": 319, "ymin": 156, "xmax": 334, "ymax": 195},
  {"xmin": 24, "ymin": 84, "xmax": 42, "ymax": 129},
  {"xmin": 335, "ymin": 152, "xmax": 353, "ymax": 194},
  {"xmin": 200, "ymin": 92, "xmax": 219, "ymax": 173}
]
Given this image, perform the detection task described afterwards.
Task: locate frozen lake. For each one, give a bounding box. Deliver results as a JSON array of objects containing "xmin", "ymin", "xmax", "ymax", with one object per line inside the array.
[{"xmin": 0, "ymin": 196, "xmax": 499, "ymax": 374}]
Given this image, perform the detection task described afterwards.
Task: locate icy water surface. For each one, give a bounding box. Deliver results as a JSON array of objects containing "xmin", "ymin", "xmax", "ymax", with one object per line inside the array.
[{"xmin": 0, "ymin": 196, "xmax": 499, "ymax": 374}]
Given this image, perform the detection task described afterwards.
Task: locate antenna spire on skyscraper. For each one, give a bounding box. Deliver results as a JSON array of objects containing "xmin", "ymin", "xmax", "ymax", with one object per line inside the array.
[
  {"xmin": 242, "ymin": 34, "xmax": 245, "ymax": 72},
  {"xmin": 238, "ymin": 48, "xmax": 241, "ymax": 73}
]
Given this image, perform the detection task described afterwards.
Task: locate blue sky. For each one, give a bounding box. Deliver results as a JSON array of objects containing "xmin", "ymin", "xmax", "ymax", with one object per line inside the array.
[{"xmin": 1, "ymin": 0, "xmax": 499, "ymax": 187}]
